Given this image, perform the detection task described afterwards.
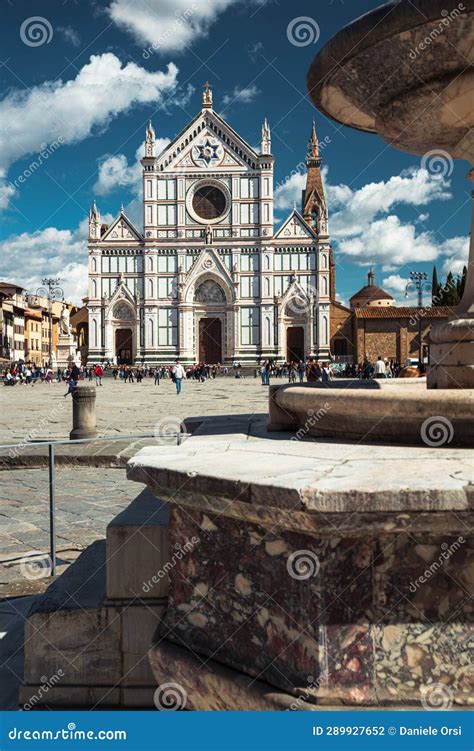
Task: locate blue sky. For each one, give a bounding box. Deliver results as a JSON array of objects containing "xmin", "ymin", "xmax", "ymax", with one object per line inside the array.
[{"xmin": 0, "ymin": 0, "xmax": 471, "ymax": 304}]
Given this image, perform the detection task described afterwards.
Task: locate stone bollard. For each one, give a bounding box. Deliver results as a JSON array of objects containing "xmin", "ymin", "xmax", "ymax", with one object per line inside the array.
[{"xmin": 70, "ymin": 384, "xmax": 98, "ymax": 440}]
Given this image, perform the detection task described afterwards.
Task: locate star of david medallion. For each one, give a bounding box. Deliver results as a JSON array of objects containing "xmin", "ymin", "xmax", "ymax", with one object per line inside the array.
[{"xmin": 193, "ymin": 138, "xmax": 222, "ymax": 167}]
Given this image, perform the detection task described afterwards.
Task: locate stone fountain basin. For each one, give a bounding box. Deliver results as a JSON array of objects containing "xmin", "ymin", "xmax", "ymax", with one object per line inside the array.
[
  {"xmin": 268, "ymin": 381, "xmax": 474, "ymax": 446},
  {"xmin": 307, "ymin": 0, "xmax": 474, "ymax": 159}
]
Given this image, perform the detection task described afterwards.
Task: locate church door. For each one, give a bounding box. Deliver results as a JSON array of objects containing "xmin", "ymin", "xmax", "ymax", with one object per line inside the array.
[
  {"xmin": 286, "ymin": 326, "xmax": 304, "ymax": 363},
  {"xmin": 199, "ymin": 318, "xmax": 222, "ymax": 364},
  {"xmin": 115, "ymin": 328, "xmax": 133, "ymax": 364}
]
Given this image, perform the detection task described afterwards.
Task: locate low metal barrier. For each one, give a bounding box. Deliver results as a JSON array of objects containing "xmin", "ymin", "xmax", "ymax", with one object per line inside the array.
[{"xmin": 0, "ymin": 432, "xmax": 182, "ymax": 577}]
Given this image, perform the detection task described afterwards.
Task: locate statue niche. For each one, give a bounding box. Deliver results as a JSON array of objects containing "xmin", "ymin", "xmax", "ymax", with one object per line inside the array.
[{"xmin": 194, "ymin": 279, "xmax": 226, "ymax": 304}]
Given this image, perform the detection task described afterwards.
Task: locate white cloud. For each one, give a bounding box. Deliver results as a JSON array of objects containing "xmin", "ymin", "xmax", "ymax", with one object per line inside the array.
[
  {"xmin": 0, "ymin": 227, "xmax": 87, "ymax": 304},
  {"xmin": 222, "ymin": 84, "xmax": 260, "ymax": 106},
  {"xmin": 338, "ymin": 215, "xmax": 439, "ymax": 269},
  {"xmin": 440, "ymin": 236, "xmax": 470, "ymax": 276},
  {"xmin": 328, "ymin": 168, "xmax": 452, "ymax": 239},
  {"xmin": 93, "ymin": 138, "xmax": 170, "ymax": 196},
  {"xmin": 0, "ymin": 53, "xmax": 180, "ymax": 209},
  {"xmin": 108, "ymin": 0, "xmax": 238, "ymax": 53},
  {"xmin": 274, "ymin": 171, "xmax": 306, "ymax": 211},
  {"xmin": 58, "ymin": 26, "xmax": 81, "ymax": 47}
]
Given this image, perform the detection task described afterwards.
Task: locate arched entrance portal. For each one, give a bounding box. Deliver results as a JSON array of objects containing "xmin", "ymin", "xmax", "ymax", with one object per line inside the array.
[
  {"xmin": 194, "ymin": 278, "xmax": 226, "ymax": 364},
  {"xmin": 287, "ymin": 326, "xmax": 304, "ymax": 362},
  {"xmin": 115, "ymin": 328, "xmax": 133, "ymax": 364},
  {"xmin": 199, "ymin": 318, "xmax": 222, "ymax": 363}
]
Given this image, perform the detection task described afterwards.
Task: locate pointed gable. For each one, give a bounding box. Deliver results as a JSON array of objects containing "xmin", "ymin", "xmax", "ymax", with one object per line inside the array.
[
  {"xmin": 101, "ymin": 211, "xmax": 143, "ymax": 243},
  {"xmin": 274, "ymin": 209, "xmax": 317, "ymax": 241},
  {"xmin": 157, "ymin": 109, "xmax": 260, "ymax": 173}
]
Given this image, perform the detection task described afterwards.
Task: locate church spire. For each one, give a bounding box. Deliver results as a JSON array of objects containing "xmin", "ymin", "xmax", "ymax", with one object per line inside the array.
[
  {"xmin": 89, "ymin": 200, "xmax": 101, "ymax": 240},
  {"xmin": 260, "ymin": 117, "xmax": 271, "ymax": 155},
  {"xmin": 302, "ymin": 119, "xmax": 327, "ymax": 233},
  {"xmin": 145, "ymin": 120, "xmax": 156, "ymax": 157},
  {"xmin": 202, "ymin": 81, "xmax": 213, "ymax": 109}
]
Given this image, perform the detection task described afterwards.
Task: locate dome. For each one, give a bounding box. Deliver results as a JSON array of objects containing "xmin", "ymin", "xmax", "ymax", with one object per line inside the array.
[{"xmin": 349, "ymin": 270, "xmax": 394, "ymax": 308}]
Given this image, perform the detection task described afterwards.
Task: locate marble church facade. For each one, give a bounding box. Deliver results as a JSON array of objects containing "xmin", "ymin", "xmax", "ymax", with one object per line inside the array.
[{"xmin": 86, "ymin": 85, "xmax": 334, "ymax": 366}]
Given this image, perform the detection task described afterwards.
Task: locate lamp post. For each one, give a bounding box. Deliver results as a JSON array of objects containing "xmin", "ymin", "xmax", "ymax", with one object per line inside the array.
[
  {"xmin": 405, "ymin": 271, "xmax": 432, "ymax": 371},
  {"xmin": 32, "ymin": 278, "xmax": 64, "ymax": 367}
]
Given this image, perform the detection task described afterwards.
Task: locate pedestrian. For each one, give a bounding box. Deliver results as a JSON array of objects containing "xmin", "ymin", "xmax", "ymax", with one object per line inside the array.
[
  {"xmin": 297, "ymin": 360, "xmax": 305, "ymax": 383},
  {"xmin": 64, "ymin": 376, "xmax": 77, "ymax": 397},
  {"xmin": 94, "ymin": 364, "xmax": 104, "ymax": 386},
  {"xmin": 306, "ymin": 358, "xmax": 321, "ymax": 382},
  {"xmin": 154, "ymin": 368, "xmax": 160, "ymax": 386},
  {"xmin": 172, "ymin": 359, "xmax": 185, "ymax": 394}
]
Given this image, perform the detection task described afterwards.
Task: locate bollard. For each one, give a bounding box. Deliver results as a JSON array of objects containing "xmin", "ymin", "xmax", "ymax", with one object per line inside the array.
[{"xmin": 70, "ymin": 384, "xmax": 98, "ymax": 440}]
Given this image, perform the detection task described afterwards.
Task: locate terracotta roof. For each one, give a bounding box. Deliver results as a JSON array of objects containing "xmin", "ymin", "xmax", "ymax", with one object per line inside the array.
[
  {"xmin": 354, "ymin": 306, "xmax": 452, "ymax": 319},
  {"xmin": 349, "ymin": 284, "xmax": 394, "ymax": 302}
]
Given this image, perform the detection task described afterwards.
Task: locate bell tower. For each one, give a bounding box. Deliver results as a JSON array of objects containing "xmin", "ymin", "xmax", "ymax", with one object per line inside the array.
[{"xmin": 302, "ymin": 121, "xmax": 327, "ymax": 234}]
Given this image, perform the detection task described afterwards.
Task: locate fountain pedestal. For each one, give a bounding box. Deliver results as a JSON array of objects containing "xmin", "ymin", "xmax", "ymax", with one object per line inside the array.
[{"xmin": 307, "ymin": 0, "xmax": 474, "ymax": 390}]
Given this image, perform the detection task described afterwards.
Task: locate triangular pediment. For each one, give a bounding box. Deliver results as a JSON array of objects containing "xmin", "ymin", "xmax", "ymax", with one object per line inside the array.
[
  {"xmin": 106, "ymin": 281, "xmax": 136, "ymax": 308},
  {"xmin": 157, "ymin": 110, "xmax": 260, "ymax": 173},
  {"xmin": 184, "ymin": 249, "xmax": 235, "ymax": 302},
  {"xmin": 101, "ymin": 211, "xmax": 143, "ymax": 242},
  {"xmin": 274, "ymin": 209, "xmax": 317, "ymax": 240}
]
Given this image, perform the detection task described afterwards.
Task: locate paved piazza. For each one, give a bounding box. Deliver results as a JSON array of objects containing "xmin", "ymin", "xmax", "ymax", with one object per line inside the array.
[
  {"xmin": 0, "ymin": 375, "xmax": 268, "ymax": 588},
  {"xmin": 0, "ymin": 374, "xmax": 269, "ymax": 443}
]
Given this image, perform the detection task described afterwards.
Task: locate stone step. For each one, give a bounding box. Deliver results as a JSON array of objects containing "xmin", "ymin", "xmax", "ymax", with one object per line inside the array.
[
  {"xmin": 106, "ymin": 487, "xmax": 169, "ymax": 601},
  {"xmin": 20, "ymin": 539, "xmax": 164, "ymax": 709}
]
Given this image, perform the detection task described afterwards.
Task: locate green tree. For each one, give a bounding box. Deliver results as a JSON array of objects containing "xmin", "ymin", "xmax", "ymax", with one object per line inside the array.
[{"xmin": 431, "ymin": 266, "xmax": 440, "ymax": 304}]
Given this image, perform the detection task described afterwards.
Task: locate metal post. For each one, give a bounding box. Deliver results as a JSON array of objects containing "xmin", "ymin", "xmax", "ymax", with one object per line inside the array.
[
  {"xmin": 48, "ymin": 443, "xmax": 57, "ymax": 576},
  {"xmin": 48, "ymin": 299, "xmax": 52, "ymax": 368}
]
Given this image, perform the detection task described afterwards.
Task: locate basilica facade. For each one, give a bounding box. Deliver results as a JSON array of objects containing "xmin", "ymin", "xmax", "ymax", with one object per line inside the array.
[{"xmin": 86, "ymin": 85, "xmax": 334, "ymax": 365}]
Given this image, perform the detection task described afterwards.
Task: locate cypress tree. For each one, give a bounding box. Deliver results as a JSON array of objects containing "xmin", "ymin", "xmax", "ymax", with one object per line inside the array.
[{"xmin": 431, "ymin": 266, "xmax": 440, "ymax": 304}]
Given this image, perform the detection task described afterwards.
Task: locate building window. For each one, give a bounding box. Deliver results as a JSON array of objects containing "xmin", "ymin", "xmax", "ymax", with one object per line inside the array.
[
  {"xmin": 192, "ymin": 185, "xmax": 226, "ymax": 220},
  {"xmin": 158, "ymin": 308, "xmax": 177, "ymax": 346},
  {"xmin": 240, "ymin": 253, "xmax": 260, "ymax": 271},
  {"xmin": 240, "ymin": 178, "xmax": 258, "ymax": 198},
  {"xmin": 240, "ymin": 307, "xmax": 259, "ymax": 345},
  {"xmin": 240, "ymin": 276, "xmax": 259, "ymax": 298},
  {"xmin": 157, "ymin": 179, "xmax": 176, "ymax": 199},
  {"xmin": 157, "ymin": 205, "xmax": 176, "ymax": 225},
  {"xmin": 240, "ymin": 203, "xmax": 259, "ymax": 224},
  {"xmin": 157, "ymin": 255, "xmax": 178, "ymax": 272}
]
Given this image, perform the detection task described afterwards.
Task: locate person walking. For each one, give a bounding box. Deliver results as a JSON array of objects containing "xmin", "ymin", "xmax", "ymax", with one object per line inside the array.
[
  {"xmin": 94, "ymin": 364, "xmax": 104, "ymax": 386},
  {"xmin": 172, "ymin": 359, "xmax": 185, "ymax": 394},
  {"xmin": 297, "ymin": 360, "xmax": 305, "ymax": 383},
  {"xmin": 154, "ymin": 367, "xmax": 160, "ymax": 386},
  {"xmin": 374, "ymin": 356, "xmax": 386, "ymax": 379}
]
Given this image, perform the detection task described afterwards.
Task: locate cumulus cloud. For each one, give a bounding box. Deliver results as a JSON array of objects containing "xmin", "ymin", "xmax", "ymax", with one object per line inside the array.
[
  {"xmin": 274, "ymin": 171, "xmax": 306, "ymax": 211},
  {"xmin": 222, "ymin": 84, "xmax": 260, "ymax": 106},
  {"xmin": 93, "ymin": 138, "xmax": 170, "ymax": 196},
  {"xmin": 327, "ymin": 168, "xmax": 452, "ymax": 240},
  {"xmin": 108, "ymin": 0, "xmax": 238, "ymax": 53},
  {"xmin": 0, "ymin": 53, "xmax": 181, "ymax": 209}
]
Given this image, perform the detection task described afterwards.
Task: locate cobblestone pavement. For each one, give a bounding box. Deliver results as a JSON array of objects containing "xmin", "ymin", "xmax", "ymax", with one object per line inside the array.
[
  {"xmin": 0, "ymin": 374, "xmax": 269, "ymax": 443},
  {"xmin": 0, "ymin": 468, "xmax": 144, "ymax": 585}
]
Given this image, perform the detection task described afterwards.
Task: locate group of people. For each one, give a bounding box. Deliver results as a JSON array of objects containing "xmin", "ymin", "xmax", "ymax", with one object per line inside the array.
[
  {"xmin": 259, "ymin": 359, "xmax": 335, "ymax": 385},
  {"xmin": 357, "ymin": 356, "xmax": 402, "ymax": 380}
]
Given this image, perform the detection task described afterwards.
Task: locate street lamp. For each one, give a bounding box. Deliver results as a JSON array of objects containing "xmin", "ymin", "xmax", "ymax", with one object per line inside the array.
[
  {"xmin": 33, "ymin": 278, "xmax": 64, "ymax": 367},
  {"xmin": 405, "ymin": 271, "xmax": 432, "ymax": 371}
]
